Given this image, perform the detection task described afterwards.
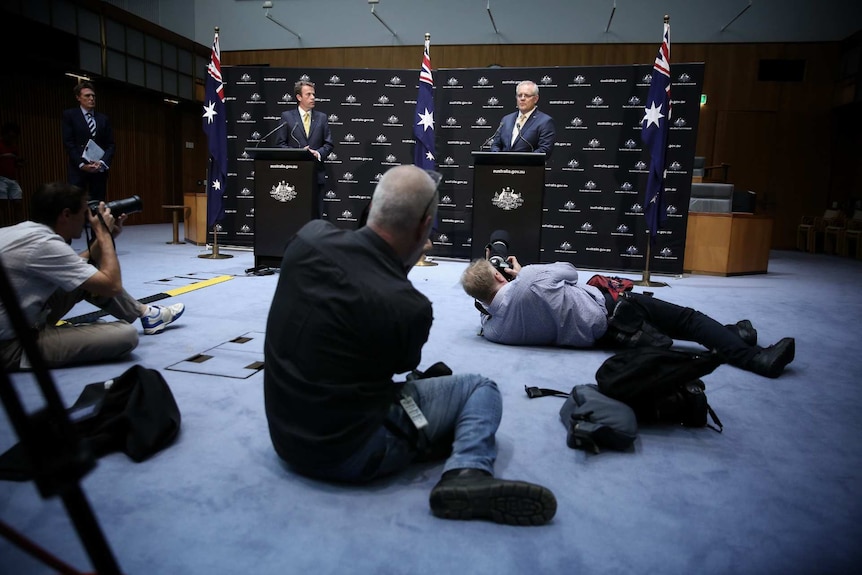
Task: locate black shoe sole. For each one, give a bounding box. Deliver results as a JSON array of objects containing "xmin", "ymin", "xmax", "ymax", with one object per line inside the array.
[
  {"xmin": 751, "ymin": 338, "xmax": 796, "ymax": 378},
  {"xmin": 430, "ymin": 479, "xmax": 557, "ymax": 526}
]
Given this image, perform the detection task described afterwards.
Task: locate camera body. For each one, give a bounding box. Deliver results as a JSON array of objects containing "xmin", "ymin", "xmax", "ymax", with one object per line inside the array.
[
  {"xmin": 88, "ymin": 195, "xmax": 143, "ymax": 216},
  {"xmin": 486, "ymin": 229, "xmax": 514, "ymax": 281}
]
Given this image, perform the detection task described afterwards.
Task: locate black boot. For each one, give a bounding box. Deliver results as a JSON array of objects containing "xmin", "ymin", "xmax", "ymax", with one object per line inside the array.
[
  {"xmin": 726, "ymin": 319, "xmax": 757, "ymax": 346},
  {"xmin": 429, "ymin": 468, "xmax": 557, "ymax": 526},
  {"xmin": 746, "ymin": 337, "xmax": 795, "ymax": 378}
]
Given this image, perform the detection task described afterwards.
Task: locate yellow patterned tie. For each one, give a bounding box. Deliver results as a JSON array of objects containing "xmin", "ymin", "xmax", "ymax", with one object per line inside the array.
[
  {"xmin": 303, "ymin": 111, "xmax": 311, "ymax": 137},
  {"xmin": 511, "ymin": 114, "xmax": 525, "ymax": 146}
]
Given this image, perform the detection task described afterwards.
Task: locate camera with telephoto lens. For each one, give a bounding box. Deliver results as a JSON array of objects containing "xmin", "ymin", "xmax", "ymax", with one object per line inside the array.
[
  {"xmin": 88, "ymin": 195, "xmax": 143, "ymax": 217},
  {"xmin": 486, "ymin": 229, "xmax": 514, "ymax": 281}
]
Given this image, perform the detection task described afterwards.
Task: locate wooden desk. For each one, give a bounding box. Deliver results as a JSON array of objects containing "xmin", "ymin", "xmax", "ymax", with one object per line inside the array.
[
  {"xmin": 183, "ymin": 193, "xmax": 208, "ymax": 245},
  {"xmin": 684, "ymin": 212, "xmax": 773, "ymax": 275}
]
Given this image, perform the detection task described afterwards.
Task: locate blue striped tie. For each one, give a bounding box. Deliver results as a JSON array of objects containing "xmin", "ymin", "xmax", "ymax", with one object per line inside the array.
[{"xmin": 86, "ymin": 113, "xmax": 96, "ymax": 137}]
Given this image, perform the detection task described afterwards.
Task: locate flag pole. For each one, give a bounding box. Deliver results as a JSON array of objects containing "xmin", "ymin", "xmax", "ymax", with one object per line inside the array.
[
  {"xmin": 634, "ymin": 233, "xmax": 667, "ymax": 287},
  {"xmin": 198, "ymin": 26, "xmax": 232, "ymax": 260},
  {"xmin": 198, "ymin": 155, "xmax": 232, "ymax": 259},
  {"xmin": 414, "ymin": 33, "xmax": 438, "ymax": 267},
  {"xmin": 636, "ymin": 14, "xmax": 670, "ymax": 288},
  {"xmin": 198, "ymin": 225, "xmax": 232, "ymax": 259}
]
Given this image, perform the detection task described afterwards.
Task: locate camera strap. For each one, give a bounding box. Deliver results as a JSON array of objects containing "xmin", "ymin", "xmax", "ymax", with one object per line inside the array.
[
  {"xmin": 83, "ymin": 213, "xmax": 116, "ymax": 267},
  {"xmin": 474, "ymin": 300, "xmax": 491, "ymax": 317}
]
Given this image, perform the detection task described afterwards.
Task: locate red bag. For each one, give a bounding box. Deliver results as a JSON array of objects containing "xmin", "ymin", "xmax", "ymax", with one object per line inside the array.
[{"xmin": 586, "ymin": 274, "xmax": 634, "ymax": 302}]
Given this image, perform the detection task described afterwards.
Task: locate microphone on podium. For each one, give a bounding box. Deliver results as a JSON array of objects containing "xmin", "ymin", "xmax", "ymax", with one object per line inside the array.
[
  {"xmin": 254, "ymin": 122, "xmax": 286, "ymax": 148},
  {"xmin": 514, "ymin": 120, "xmax": 535, "ymax": 152},
  {"xmin": 516, "ymin": 128, "xmax": 535, "ymax": 152},
  {"xmin": 480, "ymin": 119, "xmax": 505, "ymax": 150},
  {"xmin": 289, "ymin": 122, "xmax": 302, "ymax": 147}
]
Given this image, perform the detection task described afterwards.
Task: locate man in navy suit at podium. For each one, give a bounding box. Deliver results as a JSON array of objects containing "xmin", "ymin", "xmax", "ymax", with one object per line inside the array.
[
  {"xmin": 62, "ymin": 81, "xmax": 115, "ymax": 203},
  {"xmin": 490, "ymin": 80, "xmax": 555, "ymax": 159},
  {"xmin": 276, "ymin": 80, "xmax": 335, "ymax": 219}
]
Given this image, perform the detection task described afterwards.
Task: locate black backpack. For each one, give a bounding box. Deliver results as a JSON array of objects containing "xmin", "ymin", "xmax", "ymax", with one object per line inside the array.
[
  {"xmin": 595, "ymin": 347, "xmax": 724, "ymax": 431},
  {"xmin": 0, "ymin": 365, "xmax": 182, "ymax": 481}
]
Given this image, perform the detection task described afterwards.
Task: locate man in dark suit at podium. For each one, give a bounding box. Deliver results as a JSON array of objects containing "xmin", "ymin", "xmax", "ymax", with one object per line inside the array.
[
  {"xmin": 490, "ymin": 80, "xmax": 555, "ymax": 158},
  {"xmin": 276, "ymin": 80, "xmax": 334, "ymax": 219},
  {"xmin": 62, "ymin": 81, "xmax": 115, "ymax": 203}
]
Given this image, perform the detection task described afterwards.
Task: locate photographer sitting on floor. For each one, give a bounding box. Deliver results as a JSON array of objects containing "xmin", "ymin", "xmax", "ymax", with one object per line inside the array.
[
  {"xmin": 460, "ymin": 232, "xmax": 795, "ymax": 378},
  {"xmin": 0, "ymin": 181, "xmax": 185, "ymax": 371},
  {"xmin": 264, "ymin": 166, "xmax": 556, "ymax": 526}
]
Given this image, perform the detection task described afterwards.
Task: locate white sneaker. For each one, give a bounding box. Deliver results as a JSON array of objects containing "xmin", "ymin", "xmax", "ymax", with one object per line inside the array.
[{"xmin": 141, "ymin": 303, "xmax": 185, "ymax": 335}]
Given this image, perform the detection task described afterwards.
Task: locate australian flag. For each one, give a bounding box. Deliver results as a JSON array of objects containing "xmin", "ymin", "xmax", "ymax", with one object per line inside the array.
[
  {"xmin": 641, "ymin": 19, "xmax": 671, "ymax": 241},
  {"xmin": 202, "ymin": 29, "xmax": 226, "ymax": 229},
  {"xmin": 413, "ymin": 36, "xmax": 435, "ymax": 171}
]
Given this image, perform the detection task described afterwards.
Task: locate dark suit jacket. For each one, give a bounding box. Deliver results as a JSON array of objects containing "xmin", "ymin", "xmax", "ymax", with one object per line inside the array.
[
  {"xmin": 61, "ymin": 107, "xmax": 115, "ymax": 202},
  {"xmin": 62, "ymin": 107, "xmax": 115, "ymax": 172},
  {"xmin": 490, "ymin": 108, "xmax": 556, "ymax": 158},
  {"xmin": 275, "ymin": 108, "xmax": 334, "ymax": 186}
]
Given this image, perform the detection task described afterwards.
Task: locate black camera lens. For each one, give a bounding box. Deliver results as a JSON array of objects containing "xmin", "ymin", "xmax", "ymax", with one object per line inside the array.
[
  {"xmin": 107, "ymin": 195, "xmax": 143, "ymax": 215},
  {"xmin": 487, "ymin": 229, "xmax": 510, "ymax": 261},
  {"xmin": 486, "ymin": 229, "xmax": 514, "ymax": 280},
  {"xmin": 89, "ymin": 195, "xmax": 143, "ymax": 216}
]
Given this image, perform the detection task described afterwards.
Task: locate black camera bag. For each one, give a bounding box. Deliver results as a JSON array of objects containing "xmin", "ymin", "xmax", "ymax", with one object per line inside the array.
[
  {"xmin": 0, "ymin": 365, "xmax": 181, "ymax": 481},
  {"xmin": 595, "ymin": 347, "xmax": 723, "ymax": 431}
]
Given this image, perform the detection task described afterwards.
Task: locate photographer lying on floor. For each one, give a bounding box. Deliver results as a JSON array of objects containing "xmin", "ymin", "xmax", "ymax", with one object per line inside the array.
[
  {"xmin": 460, "ymin": 234, "xmax": 795, "ymax": 379},
  {"xmin": 0, "ymin": 181, "xmax": 185, "ymax": 371}
]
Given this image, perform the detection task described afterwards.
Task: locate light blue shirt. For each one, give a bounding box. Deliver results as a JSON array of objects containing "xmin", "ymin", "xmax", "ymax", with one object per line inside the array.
[{"xmin": 482, "ymin": 262, "xmax": 608, "ymax": 347}]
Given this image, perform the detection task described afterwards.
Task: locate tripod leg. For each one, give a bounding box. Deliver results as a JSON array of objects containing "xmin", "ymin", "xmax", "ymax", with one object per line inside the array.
[
  {"xmin": 62, "ymin": 486, "xmax": 123, "ymax": 575},
  {"xmin": 0, "ymin": 518, "xmax": 87, "ymax": 575}
]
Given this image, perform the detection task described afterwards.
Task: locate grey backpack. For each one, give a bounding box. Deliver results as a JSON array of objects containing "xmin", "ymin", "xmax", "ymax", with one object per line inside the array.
[{"xmin": 526, "ymin": 384, "xmax": 638, "ymax": 453}]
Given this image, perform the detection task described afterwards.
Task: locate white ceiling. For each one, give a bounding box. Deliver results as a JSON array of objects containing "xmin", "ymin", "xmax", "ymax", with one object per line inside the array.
[{"xmin": 112, "ymin": 0, "xmax": 862, "ymax": 51}]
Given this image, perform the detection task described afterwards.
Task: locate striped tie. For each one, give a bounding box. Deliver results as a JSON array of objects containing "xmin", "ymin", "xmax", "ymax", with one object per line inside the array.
[{"xmin": 86, "ymin": 113, "xmax": 96, "ymax": 137}]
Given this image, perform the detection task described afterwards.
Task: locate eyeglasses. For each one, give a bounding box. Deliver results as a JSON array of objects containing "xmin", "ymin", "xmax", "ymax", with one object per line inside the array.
[{"xmin": 420, "ymin": 170, "xmax": 442, "ymax": 220}]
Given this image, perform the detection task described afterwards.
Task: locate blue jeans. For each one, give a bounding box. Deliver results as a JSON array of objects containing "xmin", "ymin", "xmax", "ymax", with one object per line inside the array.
[{"xmin": 314, "ymin": 373, "xmax": 502, "ymax": 483}]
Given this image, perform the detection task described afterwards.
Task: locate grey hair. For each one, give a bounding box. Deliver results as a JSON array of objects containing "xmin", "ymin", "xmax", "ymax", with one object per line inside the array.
[
  {"xmin": 516, "ymin": 80, "xmax": 539, "ymax": 97},
  {"xmin": 367, "ymin": 165, "xmax": 438, "ymax": 232}
]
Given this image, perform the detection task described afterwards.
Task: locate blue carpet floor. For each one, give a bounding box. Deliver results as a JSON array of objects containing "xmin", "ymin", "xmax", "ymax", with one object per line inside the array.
[{"xmin": 1, "ymin": 223, "xmax": 861, "ymax": 574}]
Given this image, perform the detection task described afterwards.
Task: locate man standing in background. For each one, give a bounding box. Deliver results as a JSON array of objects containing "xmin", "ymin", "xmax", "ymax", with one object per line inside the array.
[{"xmin": 62, "ymin": 81, "xmax": 115, "ymax": 203}]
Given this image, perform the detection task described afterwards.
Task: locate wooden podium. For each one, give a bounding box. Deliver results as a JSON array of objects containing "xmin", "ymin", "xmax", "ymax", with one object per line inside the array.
[
  {"xmin": 470, "ymin": 151, "xmax": 546, "ymax": 264},
  {"xmin": 244, "ymin": 147, "xmax": 315, "ymax": 268},
  {"xmin": 684, "ymin": 212, "xmax": 773, "ymax": 275}
]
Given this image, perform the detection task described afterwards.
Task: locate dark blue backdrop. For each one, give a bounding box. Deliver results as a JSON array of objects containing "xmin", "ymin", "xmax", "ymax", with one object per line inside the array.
[{"xmin": 221, "ymin": 63, "xmax": 703, "ymax": 274}]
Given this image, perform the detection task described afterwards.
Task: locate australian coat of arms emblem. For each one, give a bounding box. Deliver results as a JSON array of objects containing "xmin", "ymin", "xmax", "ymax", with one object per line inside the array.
[
  {"xmin": 270, "ymin": 181, "xmax": 297, "ymax": 202},
  {"xmin": 491, "ymin": 187, "xmax": 524, "ymax": 211}
]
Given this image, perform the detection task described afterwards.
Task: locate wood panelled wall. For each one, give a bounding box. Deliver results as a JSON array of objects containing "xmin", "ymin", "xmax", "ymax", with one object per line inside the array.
[
  {"xmin": 0, "ymin": 69, "xmax": 208, "ymax": 226},
  {"xmin": 2, "ymin": 41, "xmax": 857, "ymax": 250}
]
